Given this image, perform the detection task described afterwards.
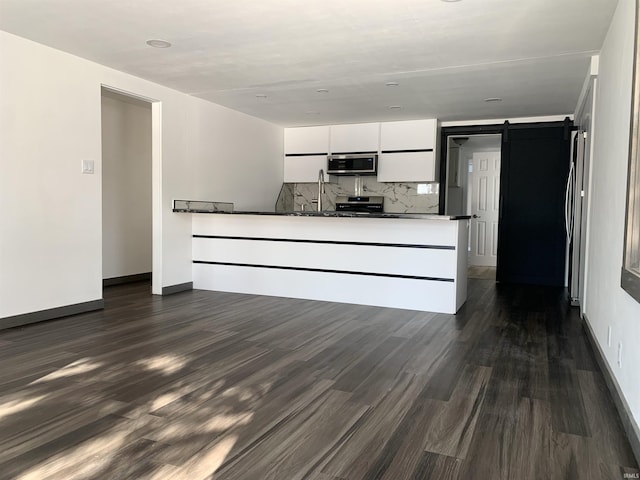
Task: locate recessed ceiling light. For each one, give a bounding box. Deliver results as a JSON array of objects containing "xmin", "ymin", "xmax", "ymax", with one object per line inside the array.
[
  {"xmin": 388, "ymin": 105, "xmax": 402, "ymax": 110},
  {"xmin": 146, "ymin": 39, "xmax": 172, "ymax": 48},
  {"xmin": 255, "ymin": 94, "xmax": 267, "ymax": 99},
  {"xmin": 305, "ymin": 110, "xmax": 320, "ymax": 115},
  {"xmin": 316, "ymin": 88, "xmax": 329, "ymax": 93},
  {"xmin": 385, "ymin": 82, "xmax": 399, "ymax": 87},
  {"xmin": 484, "ymin": 97, "xmax": 503, "ymax": 103}
]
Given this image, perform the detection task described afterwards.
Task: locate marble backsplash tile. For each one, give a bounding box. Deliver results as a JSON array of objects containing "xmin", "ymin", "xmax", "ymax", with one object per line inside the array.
[
  {"xmin": 277, "ymin": 176, "xmax": 439, "ymax": 213},
  {"xmin": 275, "ymin": 183, "xmax": 294, "ymax": 212}
]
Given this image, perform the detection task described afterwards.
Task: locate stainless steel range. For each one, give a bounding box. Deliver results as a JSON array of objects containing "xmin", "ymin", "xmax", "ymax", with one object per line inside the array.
[{"xmin": 335, "ymin": 195, "xmax": 384, "ymax": 213}]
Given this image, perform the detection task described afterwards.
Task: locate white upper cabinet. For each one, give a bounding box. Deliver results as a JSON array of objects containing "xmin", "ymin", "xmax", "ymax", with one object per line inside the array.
[
  {"xmin": 283, "ymin": 126, "xmax": 330, "ymax": 183},
  {"xmin": 330, "ymin": 123, "xmax": 380, "ymax": 153},
  {"xmin": 380, "ymin": 119, "xmax": 437, "ymax": 151},
  {"xmin": 283, "ymin": 119, "xmax": 439, "ymax": 183},
  {"xmin": 378, "ymin": 119, "xmax": 438, "ymax": 182},
  {"xmin": 377, "ymin": 152, "xmax": 436, "ymax": 182},
  {"xmin": 284, "ymin": 126, "xmax": 330, "ymax": 154},
  {"xmin": 283, "ymin": 155, "xmax": 328, "ymax": 183}
]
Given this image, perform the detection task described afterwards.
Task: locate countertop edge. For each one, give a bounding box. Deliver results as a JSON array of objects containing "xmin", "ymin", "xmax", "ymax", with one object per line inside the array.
[{"xmin": 173, "ymin": 209, "xmax": 470, "ymax": 220}]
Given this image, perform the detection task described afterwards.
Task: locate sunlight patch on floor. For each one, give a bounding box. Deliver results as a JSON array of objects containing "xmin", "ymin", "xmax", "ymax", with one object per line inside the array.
[
  {"xmin": 169, "ymin": 434, "xmax": 238, "ymax": 480},
  {"xmin": 31, "ymin": 358, "xmax": 103, "ymax": 384},
  {"xmin": 16, "ymin": 427, "xmax": 130, "ymax": 480},
  {"xmin": 0, "ymin": 395, "xmax": 48, "ymax": 421},
  {"xmin": 222, "ymin": 383, "xmax": 270, "ymax": 401},
  {"xmin": 150, "ymin": 385, "xmax": 197, "ymax": 412},
  {"xmin": 135, "ymin": 354, "xmax": 189, "ymax": 375},
  {"xmin": 203, "ymin": 412, "xmax": 254, "ymax": 432}
]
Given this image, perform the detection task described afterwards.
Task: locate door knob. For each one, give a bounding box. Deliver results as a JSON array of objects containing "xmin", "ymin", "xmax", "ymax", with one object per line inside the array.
[{"xmin": 472, "ymin": 214, "xmax": 481, "ymax": 218}]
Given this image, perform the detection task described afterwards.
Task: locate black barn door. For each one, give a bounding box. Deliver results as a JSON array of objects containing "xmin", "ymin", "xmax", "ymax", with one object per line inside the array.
[{"xmin": 497, "ymin": 125, "xmax": 571, "ymax": 286}]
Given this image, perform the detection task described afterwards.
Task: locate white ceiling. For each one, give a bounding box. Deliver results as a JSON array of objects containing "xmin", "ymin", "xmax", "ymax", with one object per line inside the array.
[{"xmin": 0, "ymin": 0, "xmax": 617, "ymax": 127}]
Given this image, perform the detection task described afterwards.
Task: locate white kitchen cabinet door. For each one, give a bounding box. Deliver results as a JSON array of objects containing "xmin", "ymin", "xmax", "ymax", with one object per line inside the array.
[
  {"xmin": 380, "ymin": 119, "xmax": 437, "ymax": 151},
  {"xmin": 377, "ymin": 151, "xmax": 436, "ymax": 182},
  {"xmin": 330, "ymin": 123, "xmax": 379, "ymax": 153},
  {"xmin": 284, "ymin": 126, "xmax": 330, "ymax": 154},
  {"xmin": 284, "ymin": 155, "xmax": 328, "ymax": 183}
]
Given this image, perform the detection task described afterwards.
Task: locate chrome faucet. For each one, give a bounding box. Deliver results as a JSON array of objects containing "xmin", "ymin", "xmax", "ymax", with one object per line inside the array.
[{"xmin": 317, "ymin": 169, "xmax": 325, "ymax": 211}]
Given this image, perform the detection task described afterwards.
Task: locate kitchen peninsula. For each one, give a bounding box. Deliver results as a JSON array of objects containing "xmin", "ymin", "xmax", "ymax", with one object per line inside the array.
[{"xmin": 176, "ymin": 202, "xmax": 469, "ymax": 314}]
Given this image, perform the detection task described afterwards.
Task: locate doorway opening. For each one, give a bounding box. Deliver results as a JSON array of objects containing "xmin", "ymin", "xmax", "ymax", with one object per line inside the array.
[
  {"xmin": 442, "ymin": 119, "xmax": 574, "ymax": 287},
  {"xmin": 445, "ymin": 134, "xmax": 502, "ymax": 280},
  {"xmin": 101, "ymin": 87, "xmax": 156, "ymax": 294}
]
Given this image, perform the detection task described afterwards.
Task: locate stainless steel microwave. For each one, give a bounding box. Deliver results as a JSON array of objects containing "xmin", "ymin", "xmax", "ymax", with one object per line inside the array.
[{"xmin": 327, "ymin": 154, "xmax": 377, "ymax": 175}]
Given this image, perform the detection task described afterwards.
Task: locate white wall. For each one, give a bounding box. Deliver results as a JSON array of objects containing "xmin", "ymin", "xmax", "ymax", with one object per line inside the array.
[
  {"xmin": 101, "ymin": 94, "xmax": 152, "ymax": 279},
  {"xmin": 0, "ymin": 31, "xmax": 283, "ymax": 318},
  {"xmin": 584, "ymin": 0, "xmax": 640, "ymax": 429},
  {"xmin": 187, "ymin": 93, "xmax": 283, "ymax": 211}
]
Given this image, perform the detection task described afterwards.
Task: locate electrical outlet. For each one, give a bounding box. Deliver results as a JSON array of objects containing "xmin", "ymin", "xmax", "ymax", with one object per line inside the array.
[
  {"xmin": 617, "ymin": 342, "xmax": 622, "ymax": 368},
  {"xmin": 608, "ymin": 326, "xmax": 612, "ymax": 347}
]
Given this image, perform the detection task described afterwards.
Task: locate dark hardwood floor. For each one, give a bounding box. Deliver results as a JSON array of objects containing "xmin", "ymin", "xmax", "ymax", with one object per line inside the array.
[
  {"xmin": 0, "ymin": 278, "xmax": 638, "ymax": 479},
  {"xmin": 468, "ymin": 265, "xmax": 496, "ymax": 280}
]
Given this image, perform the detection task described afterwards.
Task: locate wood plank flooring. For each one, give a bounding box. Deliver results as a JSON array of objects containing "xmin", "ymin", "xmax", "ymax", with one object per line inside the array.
[
  {"xmin": 468, "ymin": 265, "xmax": 496, "ymax": 280},
  {"xmin": 0, "ymin": 278, "xmax": 638, "ymax": 480}
]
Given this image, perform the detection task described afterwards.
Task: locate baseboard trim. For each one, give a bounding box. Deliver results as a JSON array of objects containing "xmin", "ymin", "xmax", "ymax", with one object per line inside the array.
[
  {"xmin": 0, "ymin": 299, "xmax": 104, "ymax": 330},
  {"xmin": 582, "ymin": 313, "xmax": 640, "ymax": 465},
  {"xmin": 161, "ymin": 282, "xmax": 193, "ymax": 295},
  {"xmin": 103, "ymin": 272, "xmax": 151, "ymax": 287}
]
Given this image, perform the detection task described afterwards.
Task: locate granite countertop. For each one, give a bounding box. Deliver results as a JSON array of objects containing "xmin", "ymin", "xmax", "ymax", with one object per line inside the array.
[{"xmin": 172, "ymin": 208, "xmax": 470, "ymax": 220}]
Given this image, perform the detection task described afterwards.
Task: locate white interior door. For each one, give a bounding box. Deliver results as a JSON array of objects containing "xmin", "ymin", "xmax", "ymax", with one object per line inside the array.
[{"xmin": 469, "ymin": 151, "xmax": 501, "ymax": 266}]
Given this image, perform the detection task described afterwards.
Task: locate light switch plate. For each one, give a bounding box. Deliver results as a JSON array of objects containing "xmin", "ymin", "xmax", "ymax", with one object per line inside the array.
[{"xmin": 82, "ymin": 159, "xmax": 94, "ymax": 174}]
